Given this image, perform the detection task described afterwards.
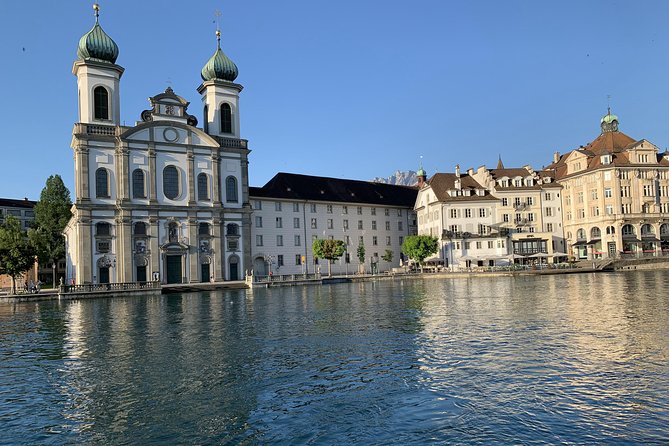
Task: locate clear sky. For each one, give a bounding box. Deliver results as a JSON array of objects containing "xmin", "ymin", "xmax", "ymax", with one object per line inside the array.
[{"xmin": 2, "ymin": 1, "xmax": 669, "ymax": 200}]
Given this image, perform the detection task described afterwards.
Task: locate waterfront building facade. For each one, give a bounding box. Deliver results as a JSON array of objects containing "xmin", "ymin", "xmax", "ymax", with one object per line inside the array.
[
  {"xmin": 64, "ymin": 8, "xmax": 251, "ymax": 284},
  {"xmin": 249, "ymin": 173, "xmax": 417, "ymax": 276},
  {"xmin": 415, "ymin": 163, "xmax": 565, "ymax": 267},
  {"xmin": 548, "ymin": 112, "xmax": 669, "ymax": 259}
]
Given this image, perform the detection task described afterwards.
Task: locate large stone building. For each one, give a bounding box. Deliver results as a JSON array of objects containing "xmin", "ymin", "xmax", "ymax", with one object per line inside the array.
[
  {"xmin": 249, "ymin": 173, "xmax": 417, "ymax": 276},
  {"xmin": 548, "ymin": 112, "xmax": 669, "ymax": 259},
  {"xmin": 64, "ymin": 7, "xmax": 251, "ymax": 284},
  {"xmin": 415, "ymin": 162, "xmax": 565, "ymax": 267}
]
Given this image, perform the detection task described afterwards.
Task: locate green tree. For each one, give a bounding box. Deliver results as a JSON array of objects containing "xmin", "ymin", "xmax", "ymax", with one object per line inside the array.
[
  {"xmin": 381, "ymin": 249, "xmax": 394, "ymax": 263},
  {"xmin": 312, "ymin": 238, "xmax": 346, "ymax": 276},
  {"xmin": 0, "ymin": 216, "xmax": 37, "ymax": 294},
  {"xmin": 356, "ymin": 244, "xmax": 366, "ymax": 274},
  {"xmin": 401, "ymin": 235, "xmax": 439, "ymax": 272},
  {"xmin": 29, "ymin": 175, "xmax": 72, "ymax": 286}
]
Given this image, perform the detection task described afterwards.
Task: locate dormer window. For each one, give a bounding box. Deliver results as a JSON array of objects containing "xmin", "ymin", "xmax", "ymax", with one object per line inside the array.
[
  {"xmin": 94, "ymin": 86, "xmax": 109, "ymax": 120},
  {"xmin": 601, "ymin": 154, "xmax": 612, "ymax": 165},
  {"xmin": 514, "ymin": 179, "xmax": 522, "ymax": 187},
  {"xmin": 525, "ymin": 178, "xmax": 533, "ymax": 187},
  {"xmin": 220, "ymin": 103, "xmax": 232, "ymax": 134}
]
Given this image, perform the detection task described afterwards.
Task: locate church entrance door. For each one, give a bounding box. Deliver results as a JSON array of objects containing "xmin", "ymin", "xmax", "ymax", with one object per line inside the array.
[
  {"xmin": 229, "ymin": 260, "xmax": 239, "ymax": 281},
  {"xmin": 136, "ymin": 265, "xmax": 147, "ymax": 282},
  {"xmin": 166, "ymin": 255, "xmax": 182, "ymax": 284},
  {"xmin": 99, "ymin": 267, "xmax": 110, "ymax": 284},
  {"xmin": 201, "ymin": 263, "xmax": 210, "ymax": 283}
]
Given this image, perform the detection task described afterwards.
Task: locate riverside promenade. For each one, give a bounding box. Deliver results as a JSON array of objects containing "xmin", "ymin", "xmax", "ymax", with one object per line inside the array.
[{"xmin": 2, "ymin": 256, "xmax": 667, "ymax": 301}]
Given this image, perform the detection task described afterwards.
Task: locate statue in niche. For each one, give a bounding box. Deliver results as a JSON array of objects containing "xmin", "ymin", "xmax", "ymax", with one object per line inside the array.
[{"xmin": 169, "ymin": 223, "xmax": 178, "ymax": 243}]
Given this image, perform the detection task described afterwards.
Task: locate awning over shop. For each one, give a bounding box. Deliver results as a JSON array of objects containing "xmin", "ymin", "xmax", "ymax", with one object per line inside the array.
[
  {"xmin": 572, "ymin": 240, "xmax": 588, "ymax": 246},
  {"xmin": 586, "ymin": 238, "xmax": 601, "ymax": 245}
]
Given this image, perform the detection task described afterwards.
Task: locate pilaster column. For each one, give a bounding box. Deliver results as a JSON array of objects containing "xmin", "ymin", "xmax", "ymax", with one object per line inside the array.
[
  {"xmin": 115, "ymin": 212, "xmax": 133, "ymax": 282},
  {"xmin": 187, "ymin": 150, "xmax": 196, "ymax": 206},
  {"xmin": 212, "ymin": 151, "xmax": 221, "ymax": 205},
  {"xmin": 74, "ymin": 142, "xmax": 91, "ymax": 202},
  {"xmin": 241, "ymin": 156, "xmax": 250, "ymax": 205},
  {"xmin": 115, "ymin": 140, "xmax": 130, "ymax": 203},
  {"xmin": 212, "ymin": 217, "xmax": 223, "ymax": 281},
  {"xmin": 188, "ymin": 217, "xmax": 199, "ymax": 282},
  {"xmin": 149, "ymin": 214, "xmax": 161, "ymax": 281},
  {"xmin": 77, "ymin": 212, "xmax": 93, "ymax": 284},
  {"xmin": 148, "ymin": 145, "xmax": 158, "ymax": 205}
]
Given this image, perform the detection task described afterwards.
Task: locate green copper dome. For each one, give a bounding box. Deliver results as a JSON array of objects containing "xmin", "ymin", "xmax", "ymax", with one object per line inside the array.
[
  {"xmin": 77, "ymin": 6, "xmax": 118, "ymax": 64},
  {"xmin": 201, "ymin": 32, "xmax": 238, "ymax": 82},
  {"xmin": 601, "ymin": 112, "xmax": 618, "ymax": 124},
  {"xmin": 417, "ymin": 167, "xmax": 426, "ymax": 177}
]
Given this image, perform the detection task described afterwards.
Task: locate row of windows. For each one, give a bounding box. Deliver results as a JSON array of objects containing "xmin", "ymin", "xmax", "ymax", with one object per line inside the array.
[
  {"xmin": 255, "ymin": 234, "xmax": 404, "ymax": 247},
  {"xmin": 94, "ymin": 221, "xmax": 239, "ymax": 237},
  {"xmin": 452, "ymin": 240, "xmax": 506, "ymax": 250},
  {"xmin": 96, "ymin": 167, "xmax": 238, "ymax": 202},
  {"xmin": 570, "ymin": 224, "xmax": 669, "ymax": 240},
  {"xmin": 254, "ymin": 216, "xmax": 404, "ymax": 231},
  {"xmin": 252, "ymin": 200, "xmax": 403, "ymax": 217}
]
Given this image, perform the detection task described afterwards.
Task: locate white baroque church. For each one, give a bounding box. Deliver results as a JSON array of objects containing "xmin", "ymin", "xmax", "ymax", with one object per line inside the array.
[{"xmin": 64, "ymin": 6, "xmax": 251, "ymax": 284}]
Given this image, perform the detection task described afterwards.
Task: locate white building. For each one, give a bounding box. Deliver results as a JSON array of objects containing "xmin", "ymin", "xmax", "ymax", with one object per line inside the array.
[
  {"xmin": 249, "ymin": 173, "xmax": 417, "ymax": 276},
  {"xmin": 415, "ymin": 162, "xmax": 565, "ymax": 268},
  {"xmin": 64, "ymin": 7, "xmax": 251, "ymax": 284}
]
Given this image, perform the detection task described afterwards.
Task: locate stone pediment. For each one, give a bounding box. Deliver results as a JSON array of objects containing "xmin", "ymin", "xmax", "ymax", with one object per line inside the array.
[
  {"xmin": 120, "ymin": 121, "xmax": 220, "ymax": 148},
  {"xmin": 160, "ymin": 241, "xmax": 189, "ymax": 253}
]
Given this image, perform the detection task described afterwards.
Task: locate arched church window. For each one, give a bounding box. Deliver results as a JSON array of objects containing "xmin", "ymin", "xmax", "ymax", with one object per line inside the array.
[
  {"xmin": 226, "ymin": 223, "xmax": 238, "ymax": 236},
  {"xmin": 95, "ymin": 168, "xmax": 109, "ymax": 198},
  {"xmin": 94, "ymin": 86, "xmax": 109, "ymax": 120},
  {"xmin": 163, "ymin": 165, "xmax": 179, "ymax": 200},
  {"xmin": 203, "ymin": 105, "xmax": 209, "ymax": 133},
  {"xmin": 225, "ymin": 176, "xmax": 238, "ymax": 202},
  {"xmin": 134, "ymin": 222, "xmax": 146, "ymax": 236},
  {"xmin": 198, "ymin": 222, "xmax": 210, "ymax": 236},
  {"xmin": 197, "ymin": 173, "xmax": 209, "ymax": 201},
  {"xmin": 220, "ymin": 103, "xmax": 232, "ymax": 134},
  {"xmin": 96, "ymin": 222, "xmax": 111, "ymax": 236},
  {"xmin": 132, "ymin": 169, "xmax": 145, "ymax": 198}
]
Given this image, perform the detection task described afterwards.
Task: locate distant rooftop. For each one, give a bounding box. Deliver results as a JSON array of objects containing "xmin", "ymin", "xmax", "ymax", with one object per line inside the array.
[
  {"xmin": 0, "ymin": 198, "xmax": 36, "ymax": 209},
  {"xmin": 250, "ymin": 172, "xmax": 418, "ymax": 207}
]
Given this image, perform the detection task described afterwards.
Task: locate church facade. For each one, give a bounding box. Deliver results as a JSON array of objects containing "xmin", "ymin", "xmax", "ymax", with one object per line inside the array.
[{"xmin": 64, "ymin": 7, "xmax": 251, "ymax": 284}]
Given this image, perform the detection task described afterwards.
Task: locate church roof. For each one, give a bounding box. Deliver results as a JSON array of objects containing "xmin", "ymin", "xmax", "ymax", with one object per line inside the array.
[
  {"xmin": 201, "ymin": 31, "xmax": 238, "ymax": 82},
  {"xmin": 249, "ymin": 173, "xmax": 417, "ymax": 207},
  {"xmin": 0, "ymin": 198, "xmax": 36, "ymax": 209},
  {"xmin": 77, "ymin": 5, "xmax": 119, "ymax": 64}
]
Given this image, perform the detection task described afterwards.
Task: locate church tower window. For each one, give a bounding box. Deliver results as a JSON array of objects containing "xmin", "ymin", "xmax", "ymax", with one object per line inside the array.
[
  {"xmin": 132, "ymin": 169, "xmax": 145, "ymax": 198},
  {"xmin": 203, "ymin": 105, "xmax": 209, "ymax": 133},
  {"xmin": 95, "ymin": 168, "xmax": 109, "ymax": 198},
  {"xmin": 197, "ymin": 173, "xmax": 209, "ymax": 200},
  {"xmin": 163, "ymin": 165, "xmax": 180, "ymax": 200},
  {"xmin": 93, "ymin": 86, "xmax": 109, "ymax": 120},
  {"xmin": 220, "ymin": 103, "xmax": 232, "ymax": 134},
  {"xmin": 226, "ymin": 176, "xmax": 238, "ymax": 202}
]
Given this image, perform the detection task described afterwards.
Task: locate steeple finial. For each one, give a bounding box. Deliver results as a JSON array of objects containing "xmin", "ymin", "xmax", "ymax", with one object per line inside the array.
[
  {"xmin": 214, "ymin": 9, "xmax": 222, "ymax": 49},
  {"xmin": 93, "ymin": 3, "xmax": 100, "ymax": 22}
]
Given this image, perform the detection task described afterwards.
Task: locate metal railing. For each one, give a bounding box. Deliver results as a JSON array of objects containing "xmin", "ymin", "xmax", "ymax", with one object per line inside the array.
[{"xmin": 60, "ymin": 281, "xmax": 161, "ymax": 293}]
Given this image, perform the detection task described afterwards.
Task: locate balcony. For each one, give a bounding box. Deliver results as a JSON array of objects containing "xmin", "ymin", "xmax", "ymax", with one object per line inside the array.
[
  {"xmin": 514, "ymin": 202, "xmax": 528, "ymax": 211},
  {"xmin": 215, "ymin": 136, "xmax": 248, "ymax": 150},
  {"xmin": 73, "ymin": 123, "xmax": 118, "ymax": 137}
]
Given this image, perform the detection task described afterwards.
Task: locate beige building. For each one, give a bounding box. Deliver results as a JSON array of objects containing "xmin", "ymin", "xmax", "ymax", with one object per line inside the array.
[{"xmin": 547, "ymin": 112, "xmax": 669, "ymax": 259}]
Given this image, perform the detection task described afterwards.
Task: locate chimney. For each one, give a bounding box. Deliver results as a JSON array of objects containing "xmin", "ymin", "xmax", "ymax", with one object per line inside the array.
[
  {"xmin": 467, "ymin": 167, "xmax": 474, "ymax": 176},
  {"xmin": 553, "ymin": 151, "xmax": 560, "ymax": 164},
  {"xmin": 455, "ymin": 164, "xmax": 460, "ymax": 178}
]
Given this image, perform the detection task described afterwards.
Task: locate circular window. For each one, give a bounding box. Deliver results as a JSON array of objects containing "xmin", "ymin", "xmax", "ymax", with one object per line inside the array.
[{"xmin": 163, "ymin": 128, "xmax": 179, "ymax": 142}]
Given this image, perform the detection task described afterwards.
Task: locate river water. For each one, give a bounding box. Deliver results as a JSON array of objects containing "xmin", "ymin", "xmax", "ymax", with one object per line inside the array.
[{"xmin": 1, "ymin": 271, "xmax": 668, "ymax": 445}]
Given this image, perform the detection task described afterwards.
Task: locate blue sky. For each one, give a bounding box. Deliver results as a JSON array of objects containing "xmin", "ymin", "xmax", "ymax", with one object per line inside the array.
[{"xmin": 2, "ymin": 1, "xmax": 669, "ymax": 200}]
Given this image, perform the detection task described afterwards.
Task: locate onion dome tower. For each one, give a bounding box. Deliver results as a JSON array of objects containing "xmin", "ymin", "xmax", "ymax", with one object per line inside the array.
[
  {"xmin": 201, "ymin": 30, "xmax": 238, "ymax": 83},
  {"xmin": 417, "ymin": 158, "xmax": 427, "ymax": 188},
  {"xmin": 600, "ymin": 108, "xmax": 619, "ymax": 133},
  {"xmin": 198, "ymin": 28, "xmax": 243, "ymax": 137},
  {"xmin": 73, "ymin": 3, "xmax": 124, "ymax": 125}
]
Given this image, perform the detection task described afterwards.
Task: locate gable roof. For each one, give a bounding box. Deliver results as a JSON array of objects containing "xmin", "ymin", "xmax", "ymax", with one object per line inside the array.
[
  {"xmin": 249, "ymin": 172, "xmax": 418, "ymax": 207},
  {"xmin": 426, "ymin": 173, "xmax": 497, "ymax": 202}
]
